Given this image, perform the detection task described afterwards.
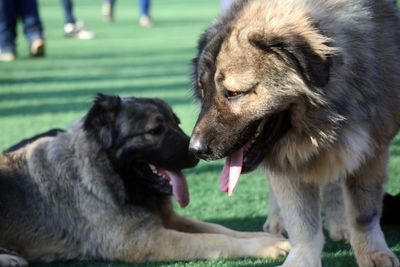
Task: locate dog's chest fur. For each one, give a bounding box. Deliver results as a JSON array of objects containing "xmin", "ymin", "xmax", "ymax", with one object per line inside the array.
[{"xmin": 263, "ymin": 124, "xmax": 374, "ymax": 184}]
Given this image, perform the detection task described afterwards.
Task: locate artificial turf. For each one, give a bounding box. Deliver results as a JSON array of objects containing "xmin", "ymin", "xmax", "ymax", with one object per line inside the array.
[{"xmin": 0, "ymin": 0, "xmax": 399, "ymax": 266}]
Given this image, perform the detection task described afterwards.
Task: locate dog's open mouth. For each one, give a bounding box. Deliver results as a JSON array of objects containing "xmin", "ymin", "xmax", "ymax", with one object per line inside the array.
[
  {"xmin": 220, "ymin": 110, "xmax": 291, "ymax": 196},
  {"xmin": 148, "ymin": 164, "xmax": 190, "ymax": 208}
]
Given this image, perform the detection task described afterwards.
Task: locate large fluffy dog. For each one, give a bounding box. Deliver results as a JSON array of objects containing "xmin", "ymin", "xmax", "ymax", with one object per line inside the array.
[
  {"xmin": 189, "ymin": 0, "xmax": 400, "ymax": 266},
  {"xmin": 0, "ymin": 94, "xmax": 289, "ymax": 266}
]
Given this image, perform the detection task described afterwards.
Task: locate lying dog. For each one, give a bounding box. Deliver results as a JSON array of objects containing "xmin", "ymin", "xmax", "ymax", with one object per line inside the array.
[
  {"xmin": 189, "ymin": 0, "xmax": 400, "ymax": 266},
  {"xmin": 0, "ymin": 94, "xmax": 289, "ymax": 266}
]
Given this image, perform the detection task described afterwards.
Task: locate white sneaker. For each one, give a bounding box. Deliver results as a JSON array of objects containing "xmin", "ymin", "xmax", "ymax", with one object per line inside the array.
[
  {"xmin": 64, "ymin": 21, "xmax": 95, "ymax": 40},
  {"xmin": 139, "ymin": 15, "xmax": 153, "ymax": 27},
  {"xmin": 0, "ymin": 49, "xmax": 16, "ymax": 62}
]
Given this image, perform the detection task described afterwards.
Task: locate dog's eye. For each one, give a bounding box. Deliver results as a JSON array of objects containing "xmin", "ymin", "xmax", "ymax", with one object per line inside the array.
[
  {"xmin": 225, "ymin": 90, "xmax": 245, "ymax": 100},
  {"xmin": 224, "ymin": 83, "xmax": 258, "ymax": 100},
  {"xmin": 147, "ymin": 126, "xmax": 162, "ymax": 135}
]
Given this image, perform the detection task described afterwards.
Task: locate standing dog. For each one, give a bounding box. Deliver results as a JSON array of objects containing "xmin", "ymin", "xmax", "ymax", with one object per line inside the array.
[
  {"xmin": 189, "ymin": 0, "xmax": 400, "ymax": 266},
  {"xmin": 0, "ymin": 94, "xmax": 289, "ymax": 266}
]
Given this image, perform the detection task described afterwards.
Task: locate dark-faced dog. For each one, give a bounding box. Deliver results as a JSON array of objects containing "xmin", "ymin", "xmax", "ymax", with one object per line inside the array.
[
  {"xmin": 0, "ymin": 94, "xmax": 289, "ymax": 266},
  {"xmin": 189, "ymin": 0, "xmax": 400, "ymax": 266}
]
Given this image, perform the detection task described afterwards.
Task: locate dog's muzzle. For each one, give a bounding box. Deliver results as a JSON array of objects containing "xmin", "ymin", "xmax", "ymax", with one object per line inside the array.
[{"xmin": 189, "ymin": 136, "xmax": 211, "ymax": 159}]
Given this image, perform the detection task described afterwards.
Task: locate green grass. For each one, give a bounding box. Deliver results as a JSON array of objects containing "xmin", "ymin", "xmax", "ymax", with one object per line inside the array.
[{"xmin": 1, "ymin": 0, "xmax": 399, "ymax": 266}]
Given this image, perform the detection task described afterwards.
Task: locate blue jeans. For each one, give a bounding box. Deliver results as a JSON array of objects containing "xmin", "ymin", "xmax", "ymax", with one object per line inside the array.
[
  {"xmin": 138, "ymin": 0, "xmax": 150, "ymax": 16},
  {"xmin": 0, "ymin": 0, "xmax": 43, "ymax": 51},
  {"xmin": 106, "ymin": 0, "xmax": 150, "ymax": 16},
  {"xmin": 61, "ymin": 0, "xmax": 75, "ymax": 24}
]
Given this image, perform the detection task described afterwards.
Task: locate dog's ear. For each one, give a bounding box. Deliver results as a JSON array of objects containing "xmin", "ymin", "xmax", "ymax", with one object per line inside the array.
[
  {"xmin": 248, "ymin": 33, "xmax": 330, "ymax": 88},
  {"xmin": 84, "ymin": 93, "xmax": 121, "ymax": 149}
]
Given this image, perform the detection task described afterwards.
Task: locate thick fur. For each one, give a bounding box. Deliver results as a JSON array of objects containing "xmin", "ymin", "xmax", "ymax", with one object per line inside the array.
[
  {"xmin": 190, "ymin": 0, "xmax": 400, "ymax": 266},
  {"xmin": 0, "ymin": 94, "xmax": 289, "ymax": 266},
  {"xmin": 2, "ymin": 129, "xmax": 64, "ymax": 154}
]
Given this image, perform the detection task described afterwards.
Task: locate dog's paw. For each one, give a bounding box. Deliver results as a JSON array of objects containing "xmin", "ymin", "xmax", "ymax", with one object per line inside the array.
[
  {"xmin": 0, "ymin": 254, "xmax": 28, "ymax": 267},
  {"xmin": 246, "ymin": 235, "xmax": 290, "ymax": 259},
  {"xmin": 323, "ymin": 216, "xmax": 349, "ymax": 242},
  {"xmin": 263, "ymin": 214, "xmax": 287, "ymax": 236},
  {"xmin": 258, "ymin": 237, "xmax": 291, "ymax": 259},
  {"xmin": 358, "ymin": 250, "xmax": 399, "ymax": 267}
]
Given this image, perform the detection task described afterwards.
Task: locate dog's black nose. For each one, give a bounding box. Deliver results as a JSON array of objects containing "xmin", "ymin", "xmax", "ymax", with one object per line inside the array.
[{"xmin": 189, "ymin": 137, "xmax": 210, "ymax": 158}]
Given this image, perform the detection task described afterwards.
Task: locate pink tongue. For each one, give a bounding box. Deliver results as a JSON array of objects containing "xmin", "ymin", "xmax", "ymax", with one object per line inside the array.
[
  {"xmin": 160, "ymin": 169, "xmax": 190, "ymax": 208},
  {"xmin": 219, "ymin": 147, "xmax": 244, "ymax": 196}
]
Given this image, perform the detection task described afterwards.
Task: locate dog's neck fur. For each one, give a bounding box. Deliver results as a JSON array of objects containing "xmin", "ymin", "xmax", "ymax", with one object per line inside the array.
[
  {"xmin": 72, "ymin": 124, "xmax": 172, "ymax": 212},
  {"xmin": 7, "ymin": 124, "xmax": 171, "ymax": 214}
]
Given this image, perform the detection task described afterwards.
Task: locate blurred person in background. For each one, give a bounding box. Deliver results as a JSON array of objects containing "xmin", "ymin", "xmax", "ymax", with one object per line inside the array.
[
  {"xmin": 102, "ymin": 0, "xmax": 153, "ymax": 27},
  {"xmin": 0, "ymin": 0, "xmax": 45, "ymax": 62},
  {"xmin": 61, "ymin": 0, "xmax": 95, "ymax": 40}
]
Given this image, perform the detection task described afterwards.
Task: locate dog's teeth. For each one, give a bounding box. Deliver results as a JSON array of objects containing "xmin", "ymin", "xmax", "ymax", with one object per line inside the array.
[{"xmin": 149, "ymin": 164, "xmax": 157, "ymax": 172}]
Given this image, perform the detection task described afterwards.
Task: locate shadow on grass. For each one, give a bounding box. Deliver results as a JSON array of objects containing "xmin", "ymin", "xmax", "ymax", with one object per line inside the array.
[
  {"xmin": 0, "ymin": 59, "xmax": 190, "ymax": 76},
  {"xmin": 0, "ymin": 80, "xmax": 190, "ymax": 104},
  {"xmin": 0, "ymin": 85, "xmax": 193, "ymax": 117},
  {"xmin": 152, "ymin": 18, "xmax": 213, "ymax": 29},
  {"xmin": 28, "ymin": 47, "xmax": 195, "ymax": 61},
  {"xmin": 27, "ymin": 216, "xmax": 400, "ymax": 267},
  {"xmin": 0, "ymin": 69, "xmax": 187, "ymax": 88}
]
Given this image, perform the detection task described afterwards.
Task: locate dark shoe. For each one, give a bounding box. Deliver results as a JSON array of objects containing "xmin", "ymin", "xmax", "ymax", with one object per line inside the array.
[{"xmin": 29, "ymin": 38, "xmax": 45, "ymax": 57}]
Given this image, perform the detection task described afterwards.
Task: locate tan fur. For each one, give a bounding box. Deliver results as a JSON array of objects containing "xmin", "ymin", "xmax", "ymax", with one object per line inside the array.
[
  {"xmin": 191, "ymin": 0, "xmax": 400, "ymax": 266},
  {"xmin": 0, "ymin": 116, "xmax": 290, "ymax": 265}
]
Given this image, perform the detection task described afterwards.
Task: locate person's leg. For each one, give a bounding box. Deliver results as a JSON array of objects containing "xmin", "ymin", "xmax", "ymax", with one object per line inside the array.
[
  {"xmin": 17, "ymin": 0, "xmax": 43, "ymax": 41},
  {"xmin": 61, "ymin": 0, "xmax": 94, "ymax": 40},
  {"xmin": 103, "ymin": 0, "xmax": 116, "ymax": 22},
  {"xmin": 17, "ymin": 0, "xmax": 44, "ymax": 57},
  {"xmin": 138, "ymin": 0, "xmax": 152, "ymax": 27},
  {"xmin": 0, "ymin": 0, "xmax": 17, "ymax": 59},
  {"xmin": 61, "ymin": 0, "xmax": 75, "ymax": 24},
  {"xmin": 139, "ymin": 0, "xmax": 150, "ymax": 17}
]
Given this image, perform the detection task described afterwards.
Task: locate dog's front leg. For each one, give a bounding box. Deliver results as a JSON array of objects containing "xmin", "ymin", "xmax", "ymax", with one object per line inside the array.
[
  {"xmin": 322, "ymin": 181, "xmax": 349, "ymax": 242},
  {"xmin": 113, "ymin": 228, "xmax": 290, "ymax": 263},
  {"xmin": 269, "ymin": 172, "xmax": 323, "ymax": 267},
  {"xmin": 263, "ymin": 178, "xmax": 286, "ymax": 236},
  {"xmin": 165, "ymin": 213, "xmax": 284, "ymax": 239},
  {"xmin": 342, "ymin": 150, "xmax": 399, "ymax": 267}
]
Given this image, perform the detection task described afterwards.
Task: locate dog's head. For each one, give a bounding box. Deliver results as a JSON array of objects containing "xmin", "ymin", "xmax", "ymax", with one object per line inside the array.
[
  {"xmin": 83, "ymin": 94, "xmax": 199, "ymax": 208},
  {"xmin": 190, "ymin": 1, "xmax": 337, "ymax": 195}
]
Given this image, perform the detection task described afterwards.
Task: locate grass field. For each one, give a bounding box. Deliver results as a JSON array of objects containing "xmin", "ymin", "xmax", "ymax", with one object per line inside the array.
[{"xmin": 1, "ymin": 0, "xmax": 400, "ymax": 266}]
